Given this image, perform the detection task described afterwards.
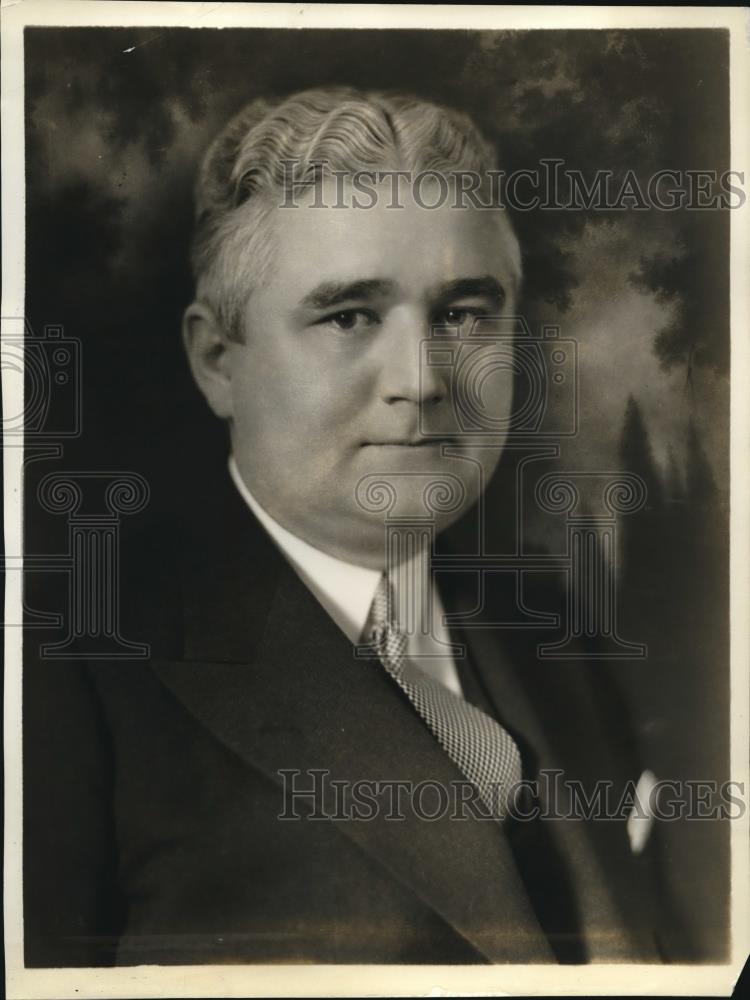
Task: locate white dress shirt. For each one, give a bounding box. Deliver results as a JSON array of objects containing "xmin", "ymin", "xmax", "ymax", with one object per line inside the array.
[{"xmin": 229, "ymin": 457, "xmax": 463, "ymax": 696}]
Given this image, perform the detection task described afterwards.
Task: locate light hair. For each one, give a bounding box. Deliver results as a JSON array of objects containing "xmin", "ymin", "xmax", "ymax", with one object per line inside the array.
[{"xmin": 190, "ymin": 86, "xmax": 520, "ymax": 339}]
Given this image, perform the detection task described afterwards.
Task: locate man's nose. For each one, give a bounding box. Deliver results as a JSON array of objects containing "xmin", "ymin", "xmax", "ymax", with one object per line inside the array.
[{"xmin": 377, "ymin": 309, "xmax": 447, "ymax": 406}]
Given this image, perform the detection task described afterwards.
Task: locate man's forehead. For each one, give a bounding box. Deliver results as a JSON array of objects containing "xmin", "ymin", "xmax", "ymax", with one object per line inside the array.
[{"xmin": 264, "ymin": 193, "xmax": 520, "ymax": 294}]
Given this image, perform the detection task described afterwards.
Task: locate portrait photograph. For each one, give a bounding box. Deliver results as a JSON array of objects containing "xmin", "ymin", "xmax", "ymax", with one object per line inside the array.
[{"xmin": 2, "ymin": 3, "xmax": 749, "ymax": 998}]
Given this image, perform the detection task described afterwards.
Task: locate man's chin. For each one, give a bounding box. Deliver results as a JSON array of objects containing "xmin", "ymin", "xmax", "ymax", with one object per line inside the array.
[
  {"xmin": 352, "ymin": 449, "xmax": 484, "ymax": 524},
  {"xmin": 354, "ymin": 481, "xmax": 477, "ymax": 536}
]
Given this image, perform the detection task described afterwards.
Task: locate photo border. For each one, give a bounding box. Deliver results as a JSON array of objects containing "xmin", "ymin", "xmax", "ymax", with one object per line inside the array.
[{"xmin": 3, "ymin": 3, "xmax": 748, "ymax": 997}]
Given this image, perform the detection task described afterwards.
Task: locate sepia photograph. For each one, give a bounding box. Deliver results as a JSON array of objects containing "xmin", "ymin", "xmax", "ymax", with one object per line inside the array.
[{"xmin": 2, "ymin": 2, "xmax": 749, "ymax": 997}]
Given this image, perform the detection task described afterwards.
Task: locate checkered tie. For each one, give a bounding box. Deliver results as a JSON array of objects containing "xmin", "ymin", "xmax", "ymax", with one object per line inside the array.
[{"xmin": 367, "ymin": 574, "xmax": 523, "ymax": 817}]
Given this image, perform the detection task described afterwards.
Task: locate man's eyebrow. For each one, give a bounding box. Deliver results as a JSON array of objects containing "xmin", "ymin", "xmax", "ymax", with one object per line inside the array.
[
  {"xmin": 432, "ymin": 276, "xmax": 506, "ymax": 306},
  {"xmin": 299, "ymin": 279, "xmax": 396, "ymax": 310}
]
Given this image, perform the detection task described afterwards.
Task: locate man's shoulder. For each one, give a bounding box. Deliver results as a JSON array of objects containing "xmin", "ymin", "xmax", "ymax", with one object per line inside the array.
[{"xmin": 118, "ymin": 474, "xmax": 282, "ymax": 659}]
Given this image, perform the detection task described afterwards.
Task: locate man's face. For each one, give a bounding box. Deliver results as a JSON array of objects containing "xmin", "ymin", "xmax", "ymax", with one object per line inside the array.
[{"xmin": 226, "ymin": 178, "xmax": 519, "ymax": 567}]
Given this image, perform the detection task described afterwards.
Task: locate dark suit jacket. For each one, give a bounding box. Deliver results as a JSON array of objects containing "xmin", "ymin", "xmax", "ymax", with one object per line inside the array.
[{"xmin": 23, "ymin": 472, "xmax": 684, "ymax": 967}]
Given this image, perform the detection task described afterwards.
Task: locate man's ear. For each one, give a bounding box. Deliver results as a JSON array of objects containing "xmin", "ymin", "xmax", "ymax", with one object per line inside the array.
[{"xmin": 182, "ymin": 302, "xmax": 236, "ymax": 419}]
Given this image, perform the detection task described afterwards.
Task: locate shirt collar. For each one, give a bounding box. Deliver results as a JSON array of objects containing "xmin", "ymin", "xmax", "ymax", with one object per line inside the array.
[{"xmin": 228, "ymin": 456, "xmax": 381, "ymax": 644}]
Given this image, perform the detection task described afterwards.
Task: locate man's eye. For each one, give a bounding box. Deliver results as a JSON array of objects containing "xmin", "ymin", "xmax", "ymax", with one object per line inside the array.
[
  {"xmin": 319, "ymin": 309, "xmax": 378, "ymax": 332},
  {"xmin": 437, "ymin": 308, "xmax": 483, "ymax": 327},
  {"xmin": 443, "ymin": 309, "xmax": 469, "ymax": 325}
]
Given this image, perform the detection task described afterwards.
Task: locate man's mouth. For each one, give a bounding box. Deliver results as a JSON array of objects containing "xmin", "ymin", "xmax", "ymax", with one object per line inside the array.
[{"xmin": 363, "ymin": 437, "xmax": 459, "ymax": 448}]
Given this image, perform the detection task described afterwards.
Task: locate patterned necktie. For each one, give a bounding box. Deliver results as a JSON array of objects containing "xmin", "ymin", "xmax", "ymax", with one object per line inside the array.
[{"xmin": 367, "ymin": 573, "xmax": 523, "ymax": 817}]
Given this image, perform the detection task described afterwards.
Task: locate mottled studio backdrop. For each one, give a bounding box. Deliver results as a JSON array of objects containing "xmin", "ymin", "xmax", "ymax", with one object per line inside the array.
[
  {"xmin": 24, "ymin": 27, "xmax": 729, "ymax": 491},
  {"xmin": 24, "ymin": 27, "xmax": 731, "ymax": 951}
]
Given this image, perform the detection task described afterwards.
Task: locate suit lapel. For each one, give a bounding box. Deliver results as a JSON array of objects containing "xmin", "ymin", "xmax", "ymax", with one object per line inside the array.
[
  {"xmin": 151, "ymin": 490, "xmax": 553, "ymax": 963},
  {"xmin": 439, "ymin": 566, "xmax": 661, "ymax": 960}
]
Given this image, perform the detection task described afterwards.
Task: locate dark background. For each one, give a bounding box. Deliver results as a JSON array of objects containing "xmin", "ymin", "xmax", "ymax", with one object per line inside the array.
[{"xmin": 23, "ymin": 27, "xmax": 731, "ymax": 958}]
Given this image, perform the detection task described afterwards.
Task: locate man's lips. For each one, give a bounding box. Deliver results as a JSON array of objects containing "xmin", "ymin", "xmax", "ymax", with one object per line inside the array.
[{"xmin": 362, "ymin": 437, "xmax": 459, "ymax": 447}]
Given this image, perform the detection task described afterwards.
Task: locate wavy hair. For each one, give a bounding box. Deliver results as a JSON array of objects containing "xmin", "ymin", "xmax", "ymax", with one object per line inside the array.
[{"xmin": 190, "ymin": 87, "xmax": 519, "ymax": 339}]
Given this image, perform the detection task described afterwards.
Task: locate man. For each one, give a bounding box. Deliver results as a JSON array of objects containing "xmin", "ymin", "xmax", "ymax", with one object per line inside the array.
[{"xmin": 24, "ymin": 87, "xmax": 680, "ymax": 967}]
